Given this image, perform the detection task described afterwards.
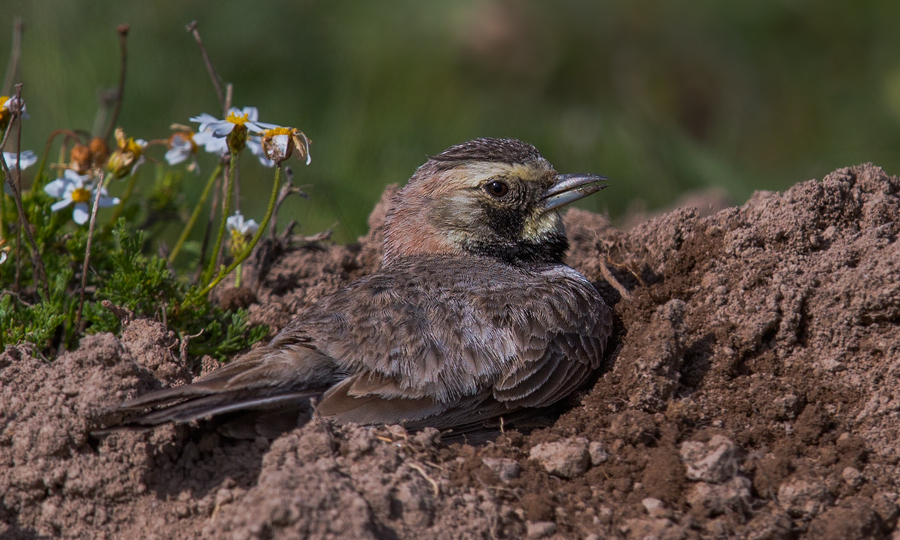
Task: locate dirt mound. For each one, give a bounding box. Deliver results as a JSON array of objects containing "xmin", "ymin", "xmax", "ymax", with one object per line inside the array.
[{"xmin": 2, "ymin": 163, "xmax": 899, "ymax": 539}]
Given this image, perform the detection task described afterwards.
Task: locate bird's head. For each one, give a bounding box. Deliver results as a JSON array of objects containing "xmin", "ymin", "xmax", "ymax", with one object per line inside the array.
[{"xmin": 383, "ymin": 138, "xmax": 608, "ymax": 266}]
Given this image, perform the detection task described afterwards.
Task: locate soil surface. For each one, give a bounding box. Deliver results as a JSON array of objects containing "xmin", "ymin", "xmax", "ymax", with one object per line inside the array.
[{"xmin": 2, "ymin": 163, "xmax": 900, "ymax": 539}]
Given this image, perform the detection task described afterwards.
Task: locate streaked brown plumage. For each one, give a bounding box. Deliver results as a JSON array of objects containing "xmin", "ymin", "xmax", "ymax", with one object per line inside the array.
[{"xmin": 114, "ymin": 138, "xmax": 613, "ymax": 438}]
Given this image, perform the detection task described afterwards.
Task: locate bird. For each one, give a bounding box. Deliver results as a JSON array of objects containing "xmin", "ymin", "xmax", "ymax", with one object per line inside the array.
[{"xmin": 112, "ymin": 138, "xmax": 613, "ymax": 439}]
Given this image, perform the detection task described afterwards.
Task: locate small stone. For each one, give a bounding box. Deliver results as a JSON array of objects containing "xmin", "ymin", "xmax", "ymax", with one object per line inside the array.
[
  {"xmin": 778, "ymin": 478, "xmax": 832, "ymax": 519},
  {"xmin": 771, "ymin": 394, "xmax": 801, "ymax": 420},
  {"xmin": 641, "ymin": 497, "xmax": 669, "ymax": 518},
  {"xmin": 529, "ymin": 437, "xmax": 590, "ymax": 479},
  {"xmin": 841, "ymin": 467, "xmax": 863, "ymax": 487},
  {"xmin": 482, "ymin": 457, "xmax": 521, "ymax": 482},
  {"xmin": 526, "ymin": 520, "xmax": 557, "ymax": 539},
  {"xmin": 687, "ymin": 477, "xmax": 752, "ymax": 517},
  {"xmin": 621, "ymin": 517, "xmax": 685, "ymax": 540},
  {"xmin": 680, "ymin": 435, "xmax": 739, "ymax": 484},
  {"xmin": 589, "ymin": 441, "xmax": 609, "ymax": 465}
]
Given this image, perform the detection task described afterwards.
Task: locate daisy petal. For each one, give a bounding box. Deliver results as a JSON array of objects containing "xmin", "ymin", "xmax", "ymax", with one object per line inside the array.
[
  {"xmin": 44, "ymin": 179, "xmax": 68, "ymax": 198},
  {"xmin": 165, "ymin": 147, "xmax": 188, "ymax": 165},
  {"xmin": 63, "ymin": 169, "xmax": 87, "ymax": 185},
  {"xmin": 73, "ymin": 203, "xmax": 89, "ymax": 225},
  {"xmin": 212, "ymin": 123, "xmax": 236, "ymax": 137},
  {"xmin": 51, "ymin": 199, "xmax": 72, "ymax": 212}
]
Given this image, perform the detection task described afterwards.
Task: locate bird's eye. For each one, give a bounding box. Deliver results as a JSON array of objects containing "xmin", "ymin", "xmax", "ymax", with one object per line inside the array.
[{"xmin": 484, "ymin": 180, "xmax": 509, "ymax": 198}]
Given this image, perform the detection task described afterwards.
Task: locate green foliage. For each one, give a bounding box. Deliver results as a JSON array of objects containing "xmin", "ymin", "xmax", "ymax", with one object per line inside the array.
[
  {"xmin": 0, "ymin": 269, "xmax": 70, "ymax": 349},
  {"xmin": 1, "ymin": 167, "xmax": 270, "ymax": 364},
  {"xmin": 81, "ymin": 221, "xmax": 269, "ymax": 361},
  {"xmin": 0, "ymin": 20, "xmax": 315, "ymax": 368},
  {"xmin": 84, "ymin": 223, "xmax": 181, "ymax": 334},
  {"xmin": 179, "ymin": 308, "xmax": 269, "ymax": 360}
]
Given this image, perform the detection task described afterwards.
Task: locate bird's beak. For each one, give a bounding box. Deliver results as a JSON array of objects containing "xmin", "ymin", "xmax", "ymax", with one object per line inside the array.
[{"xmin": 541, "ymin": 173, "xmax": 609, "ymax": 212}]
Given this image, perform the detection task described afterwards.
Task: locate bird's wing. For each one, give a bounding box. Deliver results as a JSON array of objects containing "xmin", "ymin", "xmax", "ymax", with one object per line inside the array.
[
  {"xmin": 491, "ymin": 266, "xmax": 612, "ymax": 409},
  {"xmin": 293, "ymin": 266, "xmax": 521, "ymax": 404},
  {"xmin": 315, "ymin": 262, "xmax": 611, "ymax": 427}
]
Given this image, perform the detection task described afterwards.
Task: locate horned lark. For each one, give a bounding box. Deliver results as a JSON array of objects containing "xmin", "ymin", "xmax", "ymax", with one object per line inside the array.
[{"xmin": 116, "ymin": 138, "xmax": 612, "ymax": 438}]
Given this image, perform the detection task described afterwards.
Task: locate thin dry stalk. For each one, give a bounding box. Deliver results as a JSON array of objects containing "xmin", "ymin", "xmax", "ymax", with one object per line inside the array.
[
  {"xmin": 268, "ymin": 168, "xmax": 309, "ymax": 239},
  {"xmin": 13, "ymin": 224, "xmax": 21, "ymax": 290},
  {"xmin": 76, "ymin": 174, "xmax": 111, "ymax": 328},
  {"xmin": 186, "ymin": 21, "xmax": 227, "ymax": 114},
  {"xmin": 0, "ymin": 85, "xmax": 49, "ymax": 299},
  {"xmin": 1, "ymin": 147, "xmax": 49, "ymax": 300},
  {"xmin": 1, "ymin": 18, "xmax": 24, "ymax": 96},
  {"xmin": 102, "ymin": 24, "xmax": 130, "ymax": 142}
]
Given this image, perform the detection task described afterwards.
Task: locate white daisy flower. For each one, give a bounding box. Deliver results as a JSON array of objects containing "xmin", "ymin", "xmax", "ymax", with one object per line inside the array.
[
  {"xmin": 190, "ymin": 107, "xmax": 279, "ymax": 154},
  {"xmin": 165, "ymin": 130, "xmax": 200, "ymax": 173},
  {"xmin": 2, "ymin": 150, "xmax": 37, "ymax": 170},
  {"xmin": 44, "ymin": 170, "xmax": 120, "ymax": 225},
  {"xmin": 226, "ymin": 211, "xmax": 259, "ymax": 238},
  {"xmin": 2, "ymin": 150, "xmax": 38, "ymax": 195},
  {"xmin": 191, "ymin": 107, "xmax": 278, "ymax": 137}
]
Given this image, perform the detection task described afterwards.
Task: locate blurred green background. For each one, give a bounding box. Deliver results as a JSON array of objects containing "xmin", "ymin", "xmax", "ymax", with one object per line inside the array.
[{"xmin": 4, "ymin": 0, "xmax": 900, "ymax": 243}]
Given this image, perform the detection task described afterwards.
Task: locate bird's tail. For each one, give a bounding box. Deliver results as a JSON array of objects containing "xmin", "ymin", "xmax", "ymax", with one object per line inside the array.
[{"xmin": 95, "ymin": 344, "xmax": 333, "ymax": 439}]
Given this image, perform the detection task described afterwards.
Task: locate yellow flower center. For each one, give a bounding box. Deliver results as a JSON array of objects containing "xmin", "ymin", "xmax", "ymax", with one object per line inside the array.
[
  {"xmin": 0, "ymin": 96, "xmax": 10, "ymax": 128},
  {"xmin": 124, "ymin": 138, "xmax": 143, "ymax": 157},
  {"xmin": 264, "ymin": 127, "xmax": 293, "ymax": 137},
  {"xmin": 225, "ymin": 111, "xmax": 249, "ymax": 126},
  {"xmin": 71, "ymin": 187, "xmax": 92, "ymax": 203}
]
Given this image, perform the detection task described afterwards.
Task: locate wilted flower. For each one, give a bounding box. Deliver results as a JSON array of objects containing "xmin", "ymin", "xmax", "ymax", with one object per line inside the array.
[
  {"xmin": 106, "ymin": 128, "xmax": 146, "ymax": 179},
  {"xmin": 44, "ymin": 170, "xmax": 119, "ymax": 225},
  {"xmin": 69, "ymin": 144, "xmax": 92, "ymax": 174},
  {"xmin": 190, "ymin": 107, "xmax": 277, "ymax": 153},
  {"xmin": 259, "ymin": 127, "xmax": 311, "ymax": 165},
  {"xmin": 246, "ymin": 137, "xmax": 275, "ymax": 168},
  {"xmin": 0, "ymin": 96, "xmax": 28, "ymax": 131},
  {"xmin": 70, "ymin": 138, "xmax": 111, "ymax": 174},
  {"xmin": 2, "ymin": 150, "xmax": 37, "ymax": 170},
  {"xmin": 166, "ymin": 128, "xmax": 200, "ymax": 173},
  {"xmin": 89, "ymin": 137, "xmax": 110, "ymax": 169}
]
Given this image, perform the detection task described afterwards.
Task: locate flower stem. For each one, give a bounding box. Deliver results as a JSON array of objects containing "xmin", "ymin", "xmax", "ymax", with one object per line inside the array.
[
  {"xmin": 188, "ymin": 166, "xmax": 282, "ymax": 305},
  {"xmin": 101, "ymin": 166, "xmax": 140, "ymax": 235},
  {"xmin": 202, "ymin": 151, "xmax": 236, "ymax": 285},
  {"xmin": 168, "ymin": 162, "xmax": 222, "ymax": 264},
  {"xmin": 76, "ymin": 172, "xmax": 113, "ymax": 329}
]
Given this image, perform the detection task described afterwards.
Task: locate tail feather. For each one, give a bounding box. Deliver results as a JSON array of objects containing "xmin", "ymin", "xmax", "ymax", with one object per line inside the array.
[
  {"xmin": 126, "ymin": 390, "xmax": 321, "ymax": 426},
  {"xmin": 101, "ymin": 344, "xmax": 336, "ymax": 438}
]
